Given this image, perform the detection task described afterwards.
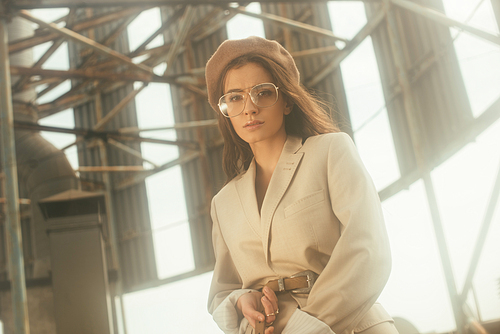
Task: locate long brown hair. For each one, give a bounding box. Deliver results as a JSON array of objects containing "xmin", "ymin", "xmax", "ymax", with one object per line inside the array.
[{"xmin": 215, "ymin": 54, "xmax": 339, "ymax": 182}]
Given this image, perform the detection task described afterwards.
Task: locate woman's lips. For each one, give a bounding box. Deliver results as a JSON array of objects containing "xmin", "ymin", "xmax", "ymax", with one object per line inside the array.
[{"xmin": 244, "ymin": 120, "xmax": 264, "ymax": 130}]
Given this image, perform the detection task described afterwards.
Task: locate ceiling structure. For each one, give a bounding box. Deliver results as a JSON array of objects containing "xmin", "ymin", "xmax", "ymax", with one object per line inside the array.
[{"xmin": 1, "ymin": 0, "xmax": 499, "ymax": 333}]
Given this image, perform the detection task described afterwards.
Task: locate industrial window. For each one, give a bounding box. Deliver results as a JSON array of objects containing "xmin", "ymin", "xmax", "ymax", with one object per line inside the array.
[
  {"xmin": 127, "ymin": 8, "xmax": 195, "ymax": 280},
  {"xmin": 328, "ymin": 2, "xmax": 400, "ymax": 191}
]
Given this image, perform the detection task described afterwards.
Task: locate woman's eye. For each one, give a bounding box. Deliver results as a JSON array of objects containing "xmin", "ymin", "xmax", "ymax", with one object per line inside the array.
[
  {"xmin": 229, "ymin": 94, "xmax": 243, "ymax": 103},
  {"xmin": 257, "ymin": 90, "xmax": 272, "ymax": 97}
]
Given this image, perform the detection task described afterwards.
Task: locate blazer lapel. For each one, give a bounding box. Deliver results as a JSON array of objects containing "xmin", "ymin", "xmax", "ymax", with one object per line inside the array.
[
  {"xmin": 260, "ymin": 136, "xmax": 304, "ymax": 260},
  {"xmin": 234, "ymin": 159, "xmax": 262, "ymax": 237}
]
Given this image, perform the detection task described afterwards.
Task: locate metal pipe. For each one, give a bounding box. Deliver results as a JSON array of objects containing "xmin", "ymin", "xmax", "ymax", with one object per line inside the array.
[{"xmin": 0, "ymin": 17, "xmax": 31, "ymax": 334}]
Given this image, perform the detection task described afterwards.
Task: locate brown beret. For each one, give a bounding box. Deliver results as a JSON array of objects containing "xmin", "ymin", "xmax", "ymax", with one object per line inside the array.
[{"xmin": 205, "ymin": 36, "xmax": 300, "ymax": 113}]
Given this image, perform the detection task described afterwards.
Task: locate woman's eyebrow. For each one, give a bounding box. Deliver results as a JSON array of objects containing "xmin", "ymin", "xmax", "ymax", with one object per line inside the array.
[{"xmin": 225, "ymin": 88, "xmax": 245, "ymax": 94}]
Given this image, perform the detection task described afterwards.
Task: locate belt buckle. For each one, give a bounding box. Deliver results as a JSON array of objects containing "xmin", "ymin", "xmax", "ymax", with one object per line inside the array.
[{"xmin": 290, "ymin": 270, "xmax": 318, "ymax": 294}]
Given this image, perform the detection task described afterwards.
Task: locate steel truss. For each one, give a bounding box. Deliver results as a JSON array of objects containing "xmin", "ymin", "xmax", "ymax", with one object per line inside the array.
[{"xmin": 1, "ymin": 0, "xmax": 499, "ymax": 333}]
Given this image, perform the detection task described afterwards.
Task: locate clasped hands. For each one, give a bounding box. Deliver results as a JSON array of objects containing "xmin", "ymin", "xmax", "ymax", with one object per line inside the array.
[{"xmin": 237, "ymin": 286, "xmax": 279, "ymax": 334}]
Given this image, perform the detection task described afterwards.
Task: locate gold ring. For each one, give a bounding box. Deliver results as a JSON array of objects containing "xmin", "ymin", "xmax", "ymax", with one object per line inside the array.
[
  {"xmin": 275, "ymin": 308, "xmax": 280, "ymax": 315},
  {"xmin": 266, "ymin": 312, "xmax": 275, "ymax": 317}
]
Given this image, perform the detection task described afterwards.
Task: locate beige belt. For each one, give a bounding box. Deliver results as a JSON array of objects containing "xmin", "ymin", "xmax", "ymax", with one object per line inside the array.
[{"xmin": 264, "ymin": 270, "xmax": 319, "ymax": 294}]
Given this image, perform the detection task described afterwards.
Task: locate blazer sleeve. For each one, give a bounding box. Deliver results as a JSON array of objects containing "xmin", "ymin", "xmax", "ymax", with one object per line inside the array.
[
  {"xmin": 299, "ymin": 133, "xmax": 392, "ymax": 334},
  {"xmin": 208, "ymin": 197, "xmax": 256, "ymax": 333}
]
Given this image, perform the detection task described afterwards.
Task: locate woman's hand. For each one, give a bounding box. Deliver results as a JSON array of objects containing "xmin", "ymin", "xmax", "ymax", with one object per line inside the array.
[{"xmin": 237, "ymin": 287, "xmax": 279, "ymax": 334}]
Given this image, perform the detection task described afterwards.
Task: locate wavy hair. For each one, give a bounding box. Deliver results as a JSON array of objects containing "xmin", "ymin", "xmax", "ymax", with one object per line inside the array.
[{"xmin": 214, "ymin": 54, "xmax": 339, "ymax": 183}]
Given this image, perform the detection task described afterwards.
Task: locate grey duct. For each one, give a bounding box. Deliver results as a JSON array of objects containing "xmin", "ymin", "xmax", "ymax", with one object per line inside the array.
[{"xmin": 6, "ymin": 16, "xmax": 79, "ymax": 279}]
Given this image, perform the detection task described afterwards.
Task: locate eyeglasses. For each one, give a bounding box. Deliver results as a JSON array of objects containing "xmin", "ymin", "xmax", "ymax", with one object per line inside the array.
[{"xmin": 218, "ymin": 83, "xmax": 279, "ymax": 118}]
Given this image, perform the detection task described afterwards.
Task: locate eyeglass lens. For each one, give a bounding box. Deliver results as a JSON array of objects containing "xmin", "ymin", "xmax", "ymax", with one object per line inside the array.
[{"xmin": 219, "ymin": 83, "xmax": 278, "ymax": 117}]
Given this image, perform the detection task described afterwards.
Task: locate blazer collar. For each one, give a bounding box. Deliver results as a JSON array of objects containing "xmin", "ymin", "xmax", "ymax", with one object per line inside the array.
[{"xmin": 235, "ymin": 136, "xmax": 304, "ymax": 258}]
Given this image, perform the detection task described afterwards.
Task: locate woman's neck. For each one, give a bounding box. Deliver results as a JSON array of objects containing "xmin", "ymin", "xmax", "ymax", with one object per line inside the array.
[
  {"xmin": 251, "ymin": 134, "xmax": 287, "ymax": 177},
  {"xmin": 252, "ymin": 134, "xmax": 287, "ymax": 212}
]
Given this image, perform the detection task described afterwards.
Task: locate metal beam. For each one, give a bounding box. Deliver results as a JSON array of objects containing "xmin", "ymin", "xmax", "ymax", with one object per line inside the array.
[
  {"xmin": 378, "ymin": 96, "xmax": 500, "ymax": 202},
  {"xmin": 231, "ymin": 6, "xmax": 348, "ymax": 43},
  {"xmin": 290, "ymin": 45, "xmax": 338, "ymax": 60},
  {"xmin": 107, "ymin": 138, "xmax": 159, "ymax": 169},
  {"xmin": 163, "ymin": 6, "xmax": 196, "ymax": 75},
  {"xmin": 12, "ymin": 121, "xmax": 200, "ymax": 149},
  {"xmin": 459, "ymin": 158, "xmax": 500, "ymax": 303},
  {"xmin": 0, "ymin": 17, "xmax": 30, "ymax": 334},
  {"xmin": 306, "ymin": 8, "xmax": 386, "ymax": 87},
  {"xmin": 189, "ymin": 7, "xmax": 236, "ymax": 43},
  {"xmin": 10, "ymin": 66, "xmax": 176, "ymax": 84},
  {"xmin": 391, "ymin": 0, "xmax": 500, "ymax": 46},
  {"xmin": 13, "ymin": 8, "xmax": 77, "ymax": 93},
  {"xmin": 129, "ymin": 6, "xmax": 186, "ymax": 58},
  {"xmin": 94, "ymin": 84, "xmax": 145, "ymax": 130},
  {"xmin": 77, "ymin": 166, "xmax": 150, "ymax": 172},
  {"xmin": 17, "ymin": 10, "xmax": 155, "ymax": 75},
  {"xmin": 114, "ymin": 150, "xmax": 200, "ymax": 191},
  {"xmin": 11, "ymin": 0, "xmax": 382, "ymax": 9},
  {"xmin": 423, "ymin": 174, "xmax": 465, "ymax": 333},
  {"xmin": 119, "ymin": 119, "xmax": 218, "ymax": 133},
  {"xmin": 9, "ymin": 7, "xmax": 144, "ymax": 54}
]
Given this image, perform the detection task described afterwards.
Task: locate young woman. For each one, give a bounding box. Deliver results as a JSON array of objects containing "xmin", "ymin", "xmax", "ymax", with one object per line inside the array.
[{"xmin": 205, "ymin": 36, "xmax": 398, "ymax": 334}]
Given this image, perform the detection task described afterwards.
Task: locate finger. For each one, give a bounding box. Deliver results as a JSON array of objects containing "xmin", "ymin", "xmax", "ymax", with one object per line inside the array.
[
  {"xmin": 261, "ymin": 296, "xmax": 276, "ymax": 323},
  {"xmin": 263, "ymin": 286, "xmax": 278, "ymax": 310},
  {"xmin": 244, "ymin": 310, "xmax": 265, "ymax": 329},
  {"xmin": 265, "ymin": 326, "xmax": 274, "ymax": 334}
]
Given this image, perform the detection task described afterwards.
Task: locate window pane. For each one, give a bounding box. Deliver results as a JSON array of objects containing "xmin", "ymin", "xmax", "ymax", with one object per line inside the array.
[
  {"xmin": 379, "ymin": 179, "xmax": 456, "ymax": 333},
  {"xmin": 123, "ymin": 272, "xmax": 222, "ymax": 333},
  {"xmin": 127, "ymin": 8, "xmax": 164, "ymax": 52},
  {"xmin": 328, "ymin": 1, "xmax": 366, "ymax": 40},
  {"xmin": 442, "ymin": 0, "xmax": 500, "ymax": 117},
  {"xmin": 135, "ymin": 82, "xmax": 179, "ymax": 166},
  {"xmin": 227, "ymin": 3, "xmax": 265, "ymax": 40},
  {"xmin": 129, "ymin": 15, "xmax": 194, "ymax": 279},
  {"xmin": 431, "ymin": 117, "xmax": 500, "ymax": 320},
  {"xmin": 331, "ymin": 31, "xmax": 400, "ymax": 189},
  {"xmin": 339, "ymin": 38, "xmax": 386, "ymax": 131},
  {"xmin": 154, "ymin": 221, "xmax": 195, "ymax": 279},
  {"xmin": 34, "ymin": 40, "xmax": 71, "ymax": 105},
  {"xmin": 354, "ymin": 108, "xmax": 400, "ymax": 190}
]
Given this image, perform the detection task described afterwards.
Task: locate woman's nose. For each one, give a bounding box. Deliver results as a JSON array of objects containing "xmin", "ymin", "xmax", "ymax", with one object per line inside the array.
[{"xmin": 243, "ymin": 94, "xmax": 258, "ymax": 115}]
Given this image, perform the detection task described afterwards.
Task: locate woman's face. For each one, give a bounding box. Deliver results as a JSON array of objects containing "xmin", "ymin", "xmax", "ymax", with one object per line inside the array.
[{"xmin": 223, "ymin": 62, "xmax": 291, "ymax": 148}]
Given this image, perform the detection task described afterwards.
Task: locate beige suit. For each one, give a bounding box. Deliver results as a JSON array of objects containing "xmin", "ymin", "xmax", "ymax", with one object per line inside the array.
[{"xmin": 208, "ymin": 133, "xmax": 396, "ymax": 334}]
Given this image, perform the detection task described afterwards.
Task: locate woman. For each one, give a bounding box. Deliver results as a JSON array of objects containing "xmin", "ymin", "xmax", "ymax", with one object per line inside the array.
[{"xmin": 205, "ymin": 36, "xmax": 398, "ymax": 334}]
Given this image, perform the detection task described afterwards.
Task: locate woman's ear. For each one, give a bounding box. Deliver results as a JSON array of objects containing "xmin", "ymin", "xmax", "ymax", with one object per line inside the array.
[{"xmin": 284, "ymin": 99, "xmax": 293, "ymax": 115}]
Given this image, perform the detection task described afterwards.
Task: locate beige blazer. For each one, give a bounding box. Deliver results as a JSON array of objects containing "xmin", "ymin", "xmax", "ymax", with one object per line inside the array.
[{"xmin": 208, "ymin": 133, "xmax": 394, "ymax": 334}]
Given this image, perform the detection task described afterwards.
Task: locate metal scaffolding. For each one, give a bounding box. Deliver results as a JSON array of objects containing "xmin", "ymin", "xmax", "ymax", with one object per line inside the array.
[{"xmin": 0, "ymin": 0, "xmax": 499, "ymax": 333}]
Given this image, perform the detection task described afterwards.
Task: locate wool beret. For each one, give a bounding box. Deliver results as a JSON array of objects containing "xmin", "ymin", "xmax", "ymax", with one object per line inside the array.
[{"xmin": 205, "ymin": 36, "xmax": 300, "ymax": 113}]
